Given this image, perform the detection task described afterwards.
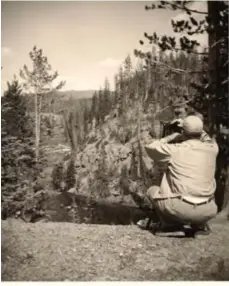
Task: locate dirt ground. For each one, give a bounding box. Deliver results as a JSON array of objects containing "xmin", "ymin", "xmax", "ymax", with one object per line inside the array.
[{"xmin": 1, "ymin": 213, "xmax": 229, "ymax": 281}]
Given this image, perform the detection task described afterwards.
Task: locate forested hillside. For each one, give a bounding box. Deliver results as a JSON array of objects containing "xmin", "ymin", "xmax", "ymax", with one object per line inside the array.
[
  {"xmin": 1, "ymin": 1, "xmax": 228, "ymax": 223},
  {"xmin": 53, "ymin": 51, "xmax": 207, "ymax": 202}
]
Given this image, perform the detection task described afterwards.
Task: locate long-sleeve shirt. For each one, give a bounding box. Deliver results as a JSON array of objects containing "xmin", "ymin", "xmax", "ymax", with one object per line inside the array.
[{"xmin": 145, "ymin": 132, "xmax": 219, "ymax": 202}]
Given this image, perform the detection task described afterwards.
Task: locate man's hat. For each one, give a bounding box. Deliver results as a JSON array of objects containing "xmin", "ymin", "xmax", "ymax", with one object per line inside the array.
[{"xmin": 182, "ymin": 115, "xmax": 203, "ymax": 135}]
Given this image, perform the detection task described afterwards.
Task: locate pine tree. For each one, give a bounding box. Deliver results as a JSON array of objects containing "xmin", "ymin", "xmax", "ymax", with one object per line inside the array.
[
  {"xmin": 20, "ymin": 46, "xmax": 65, "ymax": 160},
  {"xmin": 113, "ymin": 74, "xmax": 120, "ymax": 112},
  {"xmin": 2, "ymin": 79, "xmax": 35, "ymax": 216},
  {"xmin": 123, "ymin": 54, "xmax": 133, "ymax": 80},
  {"xmin": 103, "ymin": 78, "xmax": 111, "ymax": 117},
  {"xmin": 83, "ymin": 105, "xmax": 89, "ymax": 140},
  {"xmin": 117, "ymin": 66, "xmax": 125, "ymax": 116},
  {"xmin": 98, "ymin": 88, "xmax": 105, "ymax": 124},
  {"xmin": 130, "ymin": 145, "xmax": 138, "ymax": 181},
  {"xmin": 90, "ymin": 91, "xmax": 98, "ymax": 123},
  {"xmin": 2, "ymin": 78, "xmax": 31, "ymax": 137}
]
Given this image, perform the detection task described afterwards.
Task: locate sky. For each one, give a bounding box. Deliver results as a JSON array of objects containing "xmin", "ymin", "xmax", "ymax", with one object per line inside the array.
[{"xmin": 1, "ymin": 1, "xmax": 207, "ymax": 94}]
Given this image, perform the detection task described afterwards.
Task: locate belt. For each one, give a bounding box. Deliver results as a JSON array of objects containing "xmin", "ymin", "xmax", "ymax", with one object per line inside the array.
[{"xmin": 179, "ymin": 196, "xmax": 214, "ymax": 206}]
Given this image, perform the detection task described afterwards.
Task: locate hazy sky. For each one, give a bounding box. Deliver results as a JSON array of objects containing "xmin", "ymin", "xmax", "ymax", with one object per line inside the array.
[{"xmin": 1, "ymin": 1, "xmax": 207, "ymax": 93}]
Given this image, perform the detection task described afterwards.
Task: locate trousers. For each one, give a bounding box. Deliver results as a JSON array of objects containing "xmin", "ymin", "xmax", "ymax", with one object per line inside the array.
[{"xmin": 146, "ymin": 186, "xmax": 217, "ymax": 225}]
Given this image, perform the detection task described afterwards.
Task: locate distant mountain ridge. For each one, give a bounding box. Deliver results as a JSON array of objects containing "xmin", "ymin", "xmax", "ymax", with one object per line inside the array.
[
  {"xmin": 22, "ymin": 89, "xmax": 97, "ymax": 99},
  {"xmin": 57, "ymin": 89, "xmax": 97, "ymax": 100},
  {"xmin": 23, "ymin": 89, "xmax": 96, "ymax": 113}
]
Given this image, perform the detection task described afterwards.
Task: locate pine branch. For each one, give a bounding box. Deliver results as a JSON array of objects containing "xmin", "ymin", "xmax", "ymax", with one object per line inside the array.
[
  {"xmin": 149, "ymin": 59, "xmax": 202, "ymax": 74},
  {"xmin": 173, "ymin": 48, "xmax": 208, "ymax": 55}
]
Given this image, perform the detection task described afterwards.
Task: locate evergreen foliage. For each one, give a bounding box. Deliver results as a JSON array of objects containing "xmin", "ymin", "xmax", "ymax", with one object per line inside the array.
[
  {"xmin": 1, "ymin": 79, "xmax": 36, "ymax": 217},
  {"xmin": 20, "ymin": 46, "xmax": 65, "ymax": 160}
]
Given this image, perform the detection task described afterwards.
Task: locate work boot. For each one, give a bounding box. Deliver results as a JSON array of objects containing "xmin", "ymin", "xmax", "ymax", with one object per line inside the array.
[
  {"xmin": 191, "ymin": 222, "xmax": 211, "ymax": 238},
  {"xmin": 136, "ymin": 218, "xmax": 153, "ymax": 230},
  {"xmin": 151, "ymin": 222, "xmax": 186, "ymax": 237}
]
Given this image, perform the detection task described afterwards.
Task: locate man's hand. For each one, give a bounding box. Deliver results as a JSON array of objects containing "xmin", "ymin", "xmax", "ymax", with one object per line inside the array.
[{"xmin": 170, "ymin": 118, "xmax": 184, "ymax": 127}]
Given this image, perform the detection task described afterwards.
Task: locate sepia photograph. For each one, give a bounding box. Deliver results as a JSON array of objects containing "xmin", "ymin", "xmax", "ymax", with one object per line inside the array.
[{"xmin": 1, "ymin": 0, "xmax": 229, "ymax": 281}]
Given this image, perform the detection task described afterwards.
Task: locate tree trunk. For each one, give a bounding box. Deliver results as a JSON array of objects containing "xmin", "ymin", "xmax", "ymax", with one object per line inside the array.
[
  {"xmin": 208, "ymin": 2, "xmax": 228, "ymax": 213},
  {"xmin": 144, "ymin": 64, "xmax": 151, "ymax": 104},
  {"xmin": 208, "ymin": 1, "xmax": 220, "ymax": 136},
  {"xmin": 71, "ymin": 114, "xmax": 78, "ymax": 151},
  {"xmin": 62, "ymin": 111, "xmax": 77, "ymax": 151},
  {"xmin": 153, "ymin": 101, "xmax": 161, "ymax": 139},
  {"xmin": 137, "ymin": 101, "xmax": 141, "ymax": 178},
  {"xmin": 223, "ymin": 165, "xmax": 229, "ymax": 210},
  {"xmin": 34, "ymin": 93, "xmax": 40, "ymax": 161},
  {"xmin": 226, "ymin": 164, "xmax": 229, "ymax": 219}
]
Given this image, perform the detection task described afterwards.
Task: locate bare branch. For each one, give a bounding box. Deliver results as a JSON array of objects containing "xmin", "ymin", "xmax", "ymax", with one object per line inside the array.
[
  {"xmin": 165, "ymin": 1, "xmax": 208, "ymax": 15},
  {"xmin": 221, "ymin": 78, "xmax": 229, "ymax": 85},
  {"xmin": 210, "ymin": 36, "xmax": 229, "ymax": 49},
  {"xmin": 183, "ymin": 6, "xmax": 208, "ymax": 15}
]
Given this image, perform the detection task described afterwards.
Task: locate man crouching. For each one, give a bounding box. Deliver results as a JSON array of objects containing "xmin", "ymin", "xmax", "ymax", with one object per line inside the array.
[{"xmin": 131, "ymin": 115, "xmax": 219, "ymax": 238}]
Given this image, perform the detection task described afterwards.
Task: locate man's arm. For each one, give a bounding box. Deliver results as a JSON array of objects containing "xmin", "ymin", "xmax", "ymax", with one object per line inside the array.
[
  {"xmin": 144, "ymin": 132, "xmax": 182, "ymax": 145},
  {"xmin": 160, "ymin": 132, "xmax": 183, "ymax": 144},
  {"xmin": 145, "ymin": 136, "xmax": 179, "ymax": 164}
]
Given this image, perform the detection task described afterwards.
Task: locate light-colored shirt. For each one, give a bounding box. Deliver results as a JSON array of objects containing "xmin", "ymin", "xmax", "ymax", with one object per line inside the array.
[{"xmin": 145, "ymin": 132, "xmax": 219, "ymax": 202}]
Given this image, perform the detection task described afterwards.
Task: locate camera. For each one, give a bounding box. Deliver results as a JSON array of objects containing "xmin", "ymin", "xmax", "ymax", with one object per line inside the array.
[{"xmin": 162, "ymin": 120, "xmax": 183, "ymax": 137}]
